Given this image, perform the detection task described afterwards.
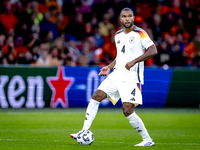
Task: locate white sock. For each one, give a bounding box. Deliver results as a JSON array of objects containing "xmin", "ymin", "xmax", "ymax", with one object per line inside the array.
[
  {"xmin": 82, "ymin": 99, "xmax": 100, "ymax": 130},
  {"xmin": 126, "ymin": 112, "xmax": 151, "ymax": 141}
]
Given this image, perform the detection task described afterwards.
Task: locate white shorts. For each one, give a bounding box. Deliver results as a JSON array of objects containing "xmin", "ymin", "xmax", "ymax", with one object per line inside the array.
[{"xmin": 98, "ymin": 72, "xmax": 142, "ymax": 107}]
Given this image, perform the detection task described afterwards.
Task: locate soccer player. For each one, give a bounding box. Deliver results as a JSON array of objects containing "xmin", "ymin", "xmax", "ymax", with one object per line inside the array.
[{"xmin": 70, "ymin": 7, "xmax": 158, "ymax": 146}]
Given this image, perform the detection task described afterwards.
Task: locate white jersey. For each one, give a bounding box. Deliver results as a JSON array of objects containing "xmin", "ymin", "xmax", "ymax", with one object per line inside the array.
[{"xmin": 114, "ymin": 25, "xmax": 154, "ymax": 84}]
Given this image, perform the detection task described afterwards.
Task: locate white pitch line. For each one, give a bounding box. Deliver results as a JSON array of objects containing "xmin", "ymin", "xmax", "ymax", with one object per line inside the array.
[
  {"xmin": 0, "ymin": 139, "xmax": 61, "ymax": 142},
  {"xmin": 0, "ymin": 139, "xmax": 18, "ymax": 141},
  {"xmin": 0, "ymin": 139, "xmax": 199, "ymax": 146},
  {"xmin": 156, "ymin": 143, "xmax": 200, "ymax": 146},
  {"xmin": 97, "ymin": 141, "xmax": 200, "ymax": 145},
  {"xmin": 95, "ymin": 141, "xmax": 123, "ymax": 144}
]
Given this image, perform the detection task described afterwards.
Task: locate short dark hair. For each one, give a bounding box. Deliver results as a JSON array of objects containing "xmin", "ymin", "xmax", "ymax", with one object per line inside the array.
[{"xmin": 120, "ymin": 8, "xmax": 134, "ymax": 16}]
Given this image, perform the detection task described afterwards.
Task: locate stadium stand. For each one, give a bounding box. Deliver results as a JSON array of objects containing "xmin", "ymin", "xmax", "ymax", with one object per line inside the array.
[{"xmin": 0, "ymin": 0, "xmax": 200, "ymax": 67}]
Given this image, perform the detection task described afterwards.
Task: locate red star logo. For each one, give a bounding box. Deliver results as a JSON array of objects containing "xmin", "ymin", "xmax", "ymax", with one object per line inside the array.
[{"xmin": 46, "ymin": 67, "xmax": 74, "ymax": 108}]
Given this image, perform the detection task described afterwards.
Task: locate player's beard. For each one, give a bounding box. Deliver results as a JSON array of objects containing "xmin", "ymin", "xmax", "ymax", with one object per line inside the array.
[{"xmin": 122, "ymin": 21, "xmax": 134, "ymax": 29}]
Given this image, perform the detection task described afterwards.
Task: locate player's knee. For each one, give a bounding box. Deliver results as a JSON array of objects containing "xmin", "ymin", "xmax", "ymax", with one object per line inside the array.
[
  {"xmin": 123, "ymin": 109, "xmax": 133, "ymax": 117},
  {"xmin": 92, "ymin": 90, "xmax": 107, "ymax": 102},
  {"xmin": 122, "ymin": 103, "xmax": 134, "ymax": 117}
]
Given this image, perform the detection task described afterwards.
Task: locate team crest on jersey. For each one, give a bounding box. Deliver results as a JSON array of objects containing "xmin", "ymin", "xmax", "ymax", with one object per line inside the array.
[{"xmin": 129, "ymin": 37, "xmax": 135, "ymax": 43}]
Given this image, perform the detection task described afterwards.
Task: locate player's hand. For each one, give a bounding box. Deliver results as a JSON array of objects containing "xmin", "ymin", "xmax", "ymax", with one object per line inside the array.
[
  {"xmin": 98, "ymin": 66, "xmax": 110, "ymax": 76},
  {"xmin": 125, "ymin": 61, "xmax": 136, "ymax": 70}
]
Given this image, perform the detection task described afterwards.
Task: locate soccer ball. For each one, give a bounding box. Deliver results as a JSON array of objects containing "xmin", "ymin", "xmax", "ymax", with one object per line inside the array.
[{"xmin": 77, "ymin": 130, "xmax": 94, "ymax": 145}]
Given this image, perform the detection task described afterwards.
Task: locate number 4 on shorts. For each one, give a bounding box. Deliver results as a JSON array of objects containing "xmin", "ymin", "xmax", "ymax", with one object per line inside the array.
[{"xmin": 130, "ymin": 88, "xmax": 135, "ymax": 101}]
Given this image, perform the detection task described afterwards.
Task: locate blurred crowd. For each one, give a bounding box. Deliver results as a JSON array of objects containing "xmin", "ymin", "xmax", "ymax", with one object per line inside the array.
[{"xmin": 0, "ymin": 0, "xmax": 200, "ymax": 67}]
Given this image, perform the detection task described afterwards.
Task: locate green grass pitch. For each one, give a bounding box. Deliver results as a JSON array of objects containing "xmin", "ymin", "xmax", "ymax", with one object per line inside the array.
[{"xmin": 0, "ymin": 108, "xmax": 200, "ymax": 150}]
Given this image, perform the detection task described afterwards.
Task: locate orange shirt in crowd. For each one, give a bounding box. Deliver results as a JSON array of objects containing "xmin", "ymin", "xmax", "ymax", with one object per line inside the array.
[
  {"xmin": 0, "ymin": 13, "xmax": 18, "ymax": 33},
  {"xmin": 14, "ymin": 46, "xmax": 29, "ymax": 58},
  {"xmin": 102, "ymin": 42, "xmax": 117, "ymax": 59},
  {"xmin": 46, "ymin": 0, "xmax": 60, "ymax": 12},
  {"xmin": 57, "ymin": 16, "xmax": 69, "ymax": 30},
  {"xmin": 183, "ymin": 43, "xmax": 195, "ymax": 64},
  {"xmin": 2, "ymin": 45, "xmax": 9, "ymax": 54}
]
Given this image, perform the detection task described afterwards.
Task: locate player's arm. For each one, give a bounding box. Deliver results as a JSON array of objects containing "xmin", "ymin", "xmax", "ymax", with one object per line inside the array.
[
  {"xmin": 125, "ymin": 44, "xmax": 158, "ymax": 70},
  {"xmin": 98, "ymin": 59, "xmax": 116, "ymax": 76}
]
